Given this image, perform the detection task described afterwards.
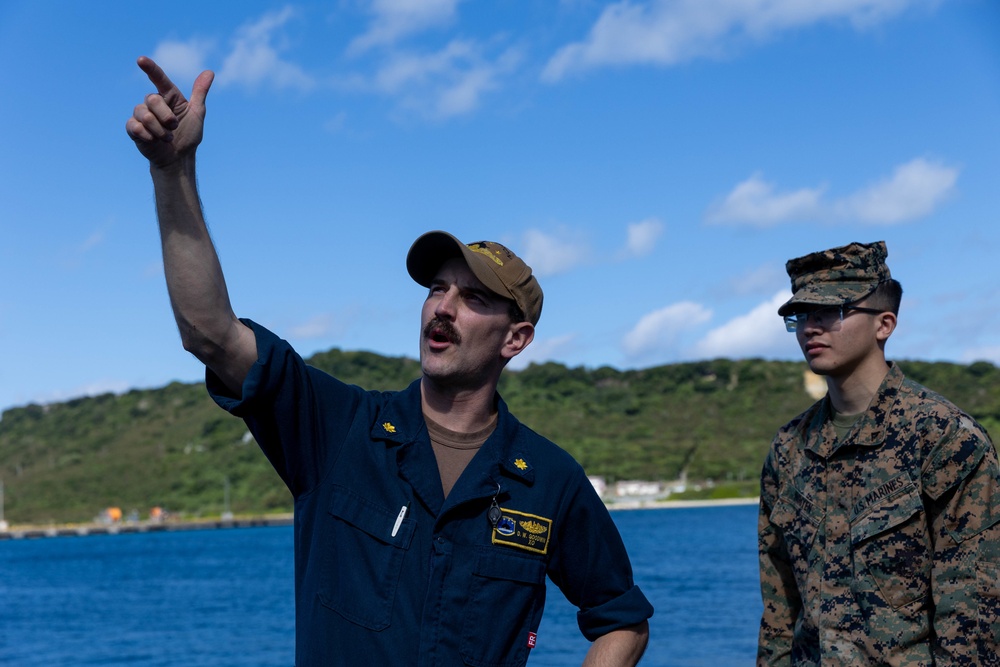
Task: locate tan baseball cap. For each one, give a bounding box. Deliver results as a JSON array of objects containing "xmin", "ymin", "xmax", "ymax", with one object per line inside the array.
[
  {"xmin": 777, "ymin": 240, "xmax": 891, "ymax": 316},
  {"xmin": 406, "ymin": 231, "xmax": 543, "ymax": 325}
]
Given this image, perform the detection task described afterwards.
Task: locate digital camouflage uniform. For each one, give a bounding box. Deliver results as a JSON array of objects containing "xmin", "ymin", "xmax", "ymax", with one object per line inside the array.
[
  {"xmin": 759, "ymin": 363, "xmax": 1000, "ymax": 665},
  {"xmin": 759, "ymin": 241, "xmax": 1000, "ymax": 666}
]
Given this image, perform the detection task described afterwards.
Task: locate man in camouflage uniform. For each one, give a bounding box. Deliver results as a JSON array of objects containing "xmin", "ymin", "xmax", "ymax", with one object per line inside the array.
[{"xmin": 757, "ymin": 240, "xmax": 1000, "ymax": 666}]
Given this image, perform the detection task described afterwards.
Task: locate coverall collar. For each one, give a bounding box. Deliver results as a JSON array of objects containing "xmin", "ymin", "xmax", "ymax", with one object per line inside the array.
[{"xmin": 370, "ymin": 379, "xmax": 536, "ymax": 515}]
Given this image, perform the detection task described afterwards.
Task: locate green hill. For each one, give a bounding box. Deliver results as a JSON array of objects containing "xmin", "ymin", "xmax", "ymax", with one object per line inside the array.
[{"xmin": 2, "ymin": 352, "xmax": 998, "ymax": 525}]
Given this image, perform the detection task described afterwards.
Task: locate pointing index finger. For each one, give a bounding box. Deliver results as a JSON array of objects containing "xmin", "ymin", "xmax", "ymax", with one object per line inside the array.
[{"xmin": 136, "ymin": 56, "xmax": 178, "ymax": 97}]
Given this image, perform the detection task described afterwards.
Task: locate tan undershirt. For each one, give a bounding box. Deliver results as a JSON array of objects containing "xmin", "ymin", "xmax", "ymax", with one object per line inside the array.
[
  {"xmin": 426, "ymin": 414, "xmax": 497, "ymax": 498},
  {"xmin": 831, "ymin": 408, "xmax": 863, "ymax": 442}
]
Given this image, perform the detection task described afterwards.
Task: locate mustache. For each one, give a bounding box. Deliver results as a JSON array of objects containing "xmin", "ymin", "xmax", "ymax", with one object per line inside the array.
[{"xmin": 424, "ymin": 317, "xmax": 461, "ymax": 345}]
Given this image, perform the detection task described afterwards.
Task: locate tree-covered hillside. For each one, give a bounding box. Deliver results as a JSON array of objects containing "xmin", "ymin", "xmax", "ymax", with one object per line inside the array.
[{"xmin": 2, "ymin": 352, "xmax": 998, "ymax": 525}]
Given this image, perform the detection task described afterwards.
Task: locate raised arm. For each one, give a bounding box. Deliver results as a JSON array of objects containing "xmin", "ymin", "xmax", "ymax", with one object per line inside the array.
[{"xmin": 126, "ymin": 56, "xmax": 256, "ymax": 394}]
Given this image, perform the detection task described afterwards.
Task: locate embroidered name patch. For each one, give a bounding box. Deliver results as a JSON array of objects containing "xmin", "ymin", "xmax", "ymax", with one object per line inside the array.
[
  {"xmin": 852, "ymin": 474, "xmax": 911, "ymax": 518},
  {"xmin": 491, "ymin": 508, "xmax": 552, "ymax": 555}
]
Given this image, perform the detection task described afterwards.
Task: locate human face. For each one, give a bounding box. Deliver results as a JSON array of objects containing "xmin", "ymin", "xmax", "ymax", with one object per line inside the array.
[
  {"xmin": 419, "ymin": 258, "xmax": 518, "ymax": 390},
  {"xmin": 792, "ymin": 302, "xmax": 889, "ymax": 379}
]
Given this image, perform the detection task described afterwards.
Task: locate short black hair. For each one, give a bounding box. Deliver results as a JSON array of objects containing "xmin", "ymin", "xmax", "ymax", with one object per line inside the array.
[{"xmin": 858, "ymin": 279, "xmax": 903, "ymax": 315}]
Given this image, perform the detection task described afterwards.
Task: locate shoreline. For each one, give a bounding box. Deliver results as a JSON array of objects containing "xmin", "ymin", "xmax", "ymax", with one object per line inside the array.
[
  {"xmin": 0, "ymin": 514, "xmax": 294, "ymax": 541},
  {"xmin": 607, "ymin": 496, "xmax": 760, "ymax": 510},
  {"xmin": 0, "ymin": 497, "xmax": 760, "ymax": 540}
]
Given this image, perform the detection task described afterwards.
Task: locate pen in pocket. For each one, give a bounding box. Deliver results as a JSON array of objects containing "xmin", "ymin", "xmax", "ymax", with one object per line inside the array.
[{"xmin": 391, "ymin": 504, "xmax": 408, "ymax": 537}]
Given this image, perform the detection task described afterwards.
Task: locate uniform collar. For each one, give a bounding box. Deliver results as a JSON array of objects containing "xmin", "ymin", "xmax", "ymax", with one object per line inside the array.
[
  {"xmin": 369, "ymin": 378, "xmax": 426, "ymax": 446},
  {"xmin": 802, "ymin": 362, "xmax": 904, "ymax": 458},
  {"xmin": 370, "ymin": 378, "xmax": 535, "ymax": 515}
]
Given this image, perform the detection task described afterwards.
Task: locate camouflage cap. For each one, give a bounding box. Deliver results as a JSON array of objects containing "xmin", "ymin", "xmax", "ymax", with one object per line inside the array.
[
  {"xmin": 406, "ymin": 231, "xmax": 544, "ymax": 325},
  {"xmin": 777, "ymin": 241, "xmax": 891, "ymax": 316}
]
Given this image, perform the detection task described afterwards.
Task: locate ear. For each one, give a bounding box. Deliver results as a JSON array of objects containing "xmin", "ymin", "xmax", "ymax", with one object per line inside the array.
[
  {"xmin": 501, "ymin": 322, "xmax": 535, "ymax": 360},
  {"xmin": 874, "ymin": 311, "xmax": 896, "ymax": 343}
]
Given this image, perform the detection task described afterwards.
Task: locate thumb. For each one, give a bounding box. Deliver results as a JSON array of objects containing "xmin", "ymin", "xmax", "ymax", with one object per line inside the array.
[{"xmin": 189, "ymin": 70, "xmax": 215, "ymax": 109}]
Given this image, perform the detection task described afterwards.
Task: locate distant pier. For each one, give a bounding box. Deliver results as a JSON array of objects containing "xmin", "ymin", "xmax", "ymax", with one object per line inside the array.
[{"xmin": 0, "ymin": 514, "xmax": 293, "ymax": 540}]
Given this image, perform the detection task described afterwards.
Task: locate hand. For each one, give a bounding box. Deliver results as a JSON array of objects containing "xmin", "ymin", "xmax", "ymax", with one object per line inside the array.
[{"xmin": 126, "ymin": 56, "xmax": 214, "ymax": 168}]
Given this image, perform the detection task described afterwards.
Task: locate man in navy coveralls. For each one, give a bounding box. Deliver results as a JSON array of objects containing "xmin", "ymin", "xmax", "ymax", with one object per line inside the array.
[{"xmin": 126, "ymin": 56, "xmax": 652, "ymax": 666}]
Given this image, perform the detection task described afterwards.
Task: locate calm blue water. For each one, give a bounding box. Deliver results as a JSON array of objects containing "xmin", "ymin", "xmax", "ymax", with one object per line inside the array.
[{"xmin": 0, "ymin": 504, "xmax": 761, "ymax": 666}]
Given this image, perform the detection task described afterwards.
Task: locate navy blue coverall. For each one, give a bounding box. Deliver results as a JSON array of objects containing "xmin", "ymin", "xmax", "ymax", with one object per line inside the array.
[{"xmin": 209, "ymin": 321, "xmax": 653, "ymax": 666}]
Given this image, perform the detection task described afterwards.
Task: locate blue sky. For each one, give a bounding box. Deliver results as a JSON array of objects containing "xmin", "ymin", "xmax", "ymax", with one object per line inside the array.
[{"xmin": 1, "ymin": 0, "xmax": 998, "ymax": 414}]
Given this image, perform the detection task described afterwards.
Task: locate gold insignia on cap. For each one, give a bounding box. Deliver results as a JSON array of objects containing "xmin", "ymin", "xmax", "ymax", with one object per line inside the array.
[
  {"xmin": 514, "ymin": 458, "xmax": 528, "ymax": 470},
  {"xmin": 382, "ymin": 422, "xmax": 396, "ymax": 434},
  {"xmin": 468, "ymin": 243, "xmax": 504, "ymax": 266}
]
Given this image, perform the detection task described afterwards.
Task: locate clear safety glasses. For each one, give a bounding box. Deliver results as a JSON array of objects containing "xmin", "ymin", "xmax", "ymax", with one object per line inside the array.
[{"xmin": 784, "ymin": 305, "xmax": 884, "ymax": 333}]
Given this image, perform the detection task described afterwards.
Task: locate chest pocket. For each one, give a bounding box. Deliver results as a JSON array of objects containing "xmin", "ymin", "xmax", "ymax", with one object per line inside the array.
[
  {"xmin": 460, "ymin": 548, "xmax": 547, "ymax": 667},
  {"xmin": 850, "ymin": 482, "xmax": 930, "ymax": 609},
  {"xmin": 770, "ymin": 486, "xmax": 824, "ymax": 596},
  {"xmin": 320, "ymin": 486, "xmax": 415, "ymax": 630}
]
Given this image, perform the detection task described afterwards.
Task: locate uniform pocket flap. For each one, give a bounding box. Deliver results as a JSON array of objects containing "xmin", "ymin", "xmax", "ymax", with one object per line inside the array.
[
  {"xmin": 769, "ymin": 486, "xmax": 823, "ymax": 551},
  {"xmin": 771, "ymin": 486, "xmax": 821, "ymax": 528},
  {"xmin": 475, "ymin": 549, "xmax": 546, "ymax": 584},
  {"xmin": 329, "ymin": 485, "xmax": 414, "ymax": 548},
  {"xmin": 851, "ymin": 482, "xmax": 922, "ymax": 544},
  {"xmin": 771, "ymin": 496, "xmax": 806, "ymax": 531}
]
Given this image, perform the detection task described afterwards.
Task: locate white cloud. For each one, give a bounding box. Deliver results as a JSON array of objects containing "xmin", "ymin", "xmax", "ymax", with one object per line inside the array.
[
  {"xmin": 350, "ymin": 0, "xmax": 464, "ymax": 54},
  {"xmin": 151, "ymin": 39, "xmax": 214, "ymax": 84},
  {"xmin": 690, "ymin": 290, "xmax": 790, "ymax": 359},
  {"xmin": 838, "ymin": 158, "xmax": 959, "ymax": 224},
  {"xmin": 372, "ymin": 40, "xmax": 521, "ymax": 118},
  {"xmin": 520, "ymin": 228, "xmax": 591, "ymax": 277},
  {"xmin": 287, "ymin": 307, "xmax": 363, "ymax": 341},
  {"xmin": 323, "ymin": 111, "xmax": 348, "ymax": 134},
  {"xmin": 219, "ymin": 8, "xmax": 314, "ymax": 91},
  {"xmin": 61, "ymin": 224, "xmax": 111, "ymax": 269},
  {"xmin": 435, "ymin": 62, "xmax": 496, "ymax": 116},
  {"xmin": 508, "ymin": 333, "xmax": 577, "ymax": 370},
  {"xmin": 706, "ymin": 158, "xmax": 959, "ymax": 226},
  {"xmin": 706, "ymin": 173, "xmax": 825, "ymax": 226},
  {"xmin": 623, "ymin": 301, "xmax": 713, "ymax": 359},
  {"xmin": 728, "ymin": 264, "xmax": 788, "ymax": 297},
  {"xmin": 79, "ymin": 229, "xmax": 106, "ymax": 254},
  {"xmin": 288, "ymin": 313, "xmax": 335, "ymax": 339},
  {"xmin": 375, "ymin": 42, "xmax": 469, "ymax": 92},
  {"xmin": 542, "ymin": 0, "xmax": 929, "ymax": 81},
  {"xmin": 200, "ymin": 6, "xmax": 514, "ymax": 119},
  {"xmin": 619, "ymin": 217, "xmax": 664, "ymax": 258}
]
